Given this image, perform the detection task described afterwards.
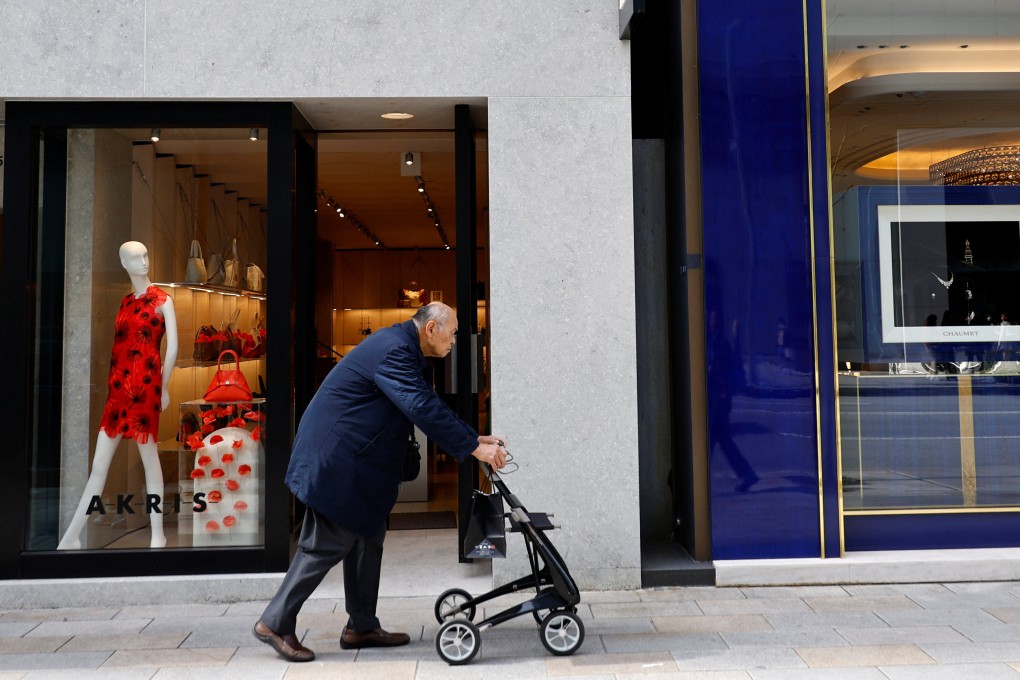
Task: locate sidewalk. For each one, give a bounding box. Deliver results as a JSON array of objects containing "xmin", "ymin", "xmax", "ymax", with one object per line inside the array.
[{"xmin": 3, "ymin": 530, "xmax": 1020, "ymax": 678}]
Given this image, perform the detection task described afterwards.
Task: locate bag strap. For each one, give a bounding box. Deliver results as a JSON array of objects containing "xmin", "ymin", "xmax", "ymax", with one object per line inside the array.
[{"xmin": 218, "ymin": 349, "xmax": 240, "ymax": 370}]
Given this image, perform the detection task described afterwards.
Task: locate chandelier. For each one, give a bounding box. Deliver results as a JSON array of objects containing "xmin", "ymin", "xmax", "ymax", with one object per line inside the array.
[{"xmin": 929, "ymin": 145, "xmax": 1020, "ymax": 186}]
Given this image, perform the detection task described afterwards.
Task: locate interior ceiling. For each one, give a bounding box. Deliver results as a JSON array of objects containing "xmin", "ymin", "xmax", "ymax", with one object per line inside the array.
[
  {"xmin": 135, "ymin": 97, "xmax": 488, "ymax": 251},
  {"xmin": 826, "ymin": 0, "xmax": 1020, "ymax": 194}
]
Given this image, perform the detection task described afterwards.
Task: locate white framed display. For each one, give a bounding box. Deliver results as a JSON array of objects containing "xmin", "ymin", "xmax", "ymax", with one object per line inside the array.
[{"xmin": 877, "ymin": 203, "xmax": 1020, "ymax": 344}]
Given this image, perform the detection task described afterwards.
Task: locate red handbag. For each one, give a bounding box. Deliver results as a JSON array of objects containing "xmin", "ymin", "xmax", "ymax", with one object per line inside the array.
[{"xmin": 204, "ymin": 350, "xmax": 253, "ymax": 402}]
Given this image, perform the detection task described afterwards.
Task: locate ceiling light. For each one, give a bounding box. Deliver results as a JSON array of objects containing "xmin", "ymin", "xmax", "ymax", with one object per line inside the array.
[
  {"xmin": 417, "ymin": 180, "xmax": 425, "ymax": 193},
  {"xmin": 150, "ymin": 128, "xmax": 160, "ymax": 142},
  {"xmin": 249, "ymin": 127, "xmax": 259, "ymax": 141},
  {"xmin": 404, "ymin": 152, "xmax": 414, "ymax": 166},
  {"xmin": 382, "ymin": 112, "xmax": 414, "ymax": 120}
]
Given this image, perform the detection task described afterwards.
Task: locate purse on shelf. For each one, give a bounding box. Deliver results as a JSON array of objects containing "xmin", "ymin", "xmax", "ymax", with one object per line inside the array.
[
  {"xmin": 185, "ymin": 240, "xmax": 208, "ymax": 284},
  {"xmin": 220, "ymin": 308, "xmax": 242, "ymax": 355},
  {"xmin": 223, "ymin": 238, "xmax": 241, "ymax": 288},
  {"xmin": 193, "ymin": 324, "xmax": 220, "ymax": 362},
  {"xmin": 245, "ymin": 263, "xmax": 265, "ymax": 292},
  {"xmin": 241, "ymin": 310, "xmax": 265, "ymax": 358},
  {"xmin": 205, "ymin": 251, "xmax": 225, "ymax": 285},
  {"xmin": 204, "ymin": 350, "xmax": 253, "ymax": 402},
  {"xmin": 402, "ymin": 431, "xmax": 421, "ymax": 482}
]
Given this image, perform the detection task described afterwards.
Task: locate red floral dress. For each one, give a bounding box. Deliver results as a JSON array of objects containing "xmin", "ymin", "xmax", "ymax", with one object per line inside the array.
[{"xmin": 98, "ymin": 286, "xmax": 169, "ymax": 444}]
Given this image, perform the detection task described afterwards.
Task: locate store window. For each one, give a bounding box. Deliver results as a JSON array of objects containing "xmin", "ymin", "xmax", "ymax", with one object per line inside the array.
[
  {"xmin": 828, "ymin": 3, "xmax": 1020, "ymax": 512},
  {"xmin": 29, "ymin": 127, "xmax": 268, "ymax": 550}
]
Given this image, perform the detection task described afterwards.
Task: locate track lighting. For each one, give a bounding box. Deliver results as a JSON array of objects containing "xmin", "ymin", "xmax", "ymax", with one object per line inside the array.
[
  {"xmin": 404, "ymin": 152, "xmax": 414, "ymax": 166},
  {"xmin": 318, "ymin": 188, "xmax": 384, "ymax": 248},
  {"xmin": 417, "ymin": 180, "xmax": 425, "ymax": 193},
  {"xmin": 249, "ymin": 128, "xmax": 259, "ymax": 141},
  {"xmin": 150, "ymin": 128, "xmax": 160, "ymax": 142}
]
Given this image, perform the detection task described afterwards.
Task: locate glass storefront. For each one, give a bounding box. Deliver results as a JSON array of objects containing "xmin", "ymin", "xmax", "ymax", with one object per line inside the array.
[
  {"xmin": 27, "ymin": 127, "xmax": 268, "ymax": 551},
  {"xmin": 827, "ymin": 3, "xmax": 1020, "ymax": 516}
]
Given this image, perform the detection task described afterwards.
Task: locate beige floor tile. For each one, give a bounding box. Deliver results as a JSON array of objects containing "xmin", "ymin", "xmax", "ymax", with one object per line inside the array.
[
  {"xmin": 617, "ymin": 672, "xmax": 751, "ymax": 680},
  {"xmin": 281, "ymin": 660, "xmax": 418, "ymax": 679},
  {"xmin": 0, "ymin": 607, "xmax": 120, "ymax": 623},
  {"xmin": 653, "ymin": 615, "xmax": 771, "ymax": 634},
  {"xmin": 640, "ymin": 588, "xmax": 747, "ymax": 602},
  {"xmin": 795, "ymin": 644, "xmax": 935, "ymax": 668},
  {"xmin": 546, "ymin": 651, "xmax": 679, "ymax": 675},
  {"xmin": 582, "ymin": 590, "xmax": 642, "ymax": 603},
  {"xmin": 61, "ymin": 631, "xmax": 189, "ymax": 652},
  {"xmin": 803, "ymin": 596, "xmax": 921, "ymax": 613},
  {"xmin": 0, "ymin": 636, "xmax": 69, "ymax": 653},
  {"xmin": 986, "ymin": 608, "xmax": 1020, "ymax": 624},
  {"xmin": 101, "ymin": 646, "xmax": 237, "ymax": 668}
]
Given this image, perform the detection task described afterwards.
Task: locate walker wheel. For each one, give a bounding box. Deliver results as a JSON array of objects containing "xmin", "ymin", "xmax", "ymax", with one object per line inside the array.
[
  {"xmin": 434, "ymin": 588, "xmax": 476, "ymax": 623},
  {"xmin": 540, "ymin": 610, "xmax": 584, "ymax": 656},
  {"xmin": 436, "ymin": 619, "xmax": 481, "ymax": 665}
]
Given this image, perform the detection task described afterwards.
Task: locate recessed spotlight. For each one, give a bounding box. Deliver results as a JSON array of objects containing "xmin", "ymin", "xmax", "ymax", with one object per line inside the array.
[
  {"xmin": 960, "ymin": 44, "xmax": 969, "ymax": 49},
  {"xmin": 382, "ymin": 112, "xmax": 414, "ymax": 120},
  {"xmin": 856, "ymin": 45, "xmax": 867, "ymax": 49}
]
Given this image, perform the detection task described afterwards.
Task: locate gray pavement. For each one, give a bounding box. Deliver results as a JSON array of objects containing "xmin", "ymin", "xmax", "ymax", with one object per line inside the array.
[{"xmin": 3, "ymin": 530, "xmax": 1020, "ymax": 678}]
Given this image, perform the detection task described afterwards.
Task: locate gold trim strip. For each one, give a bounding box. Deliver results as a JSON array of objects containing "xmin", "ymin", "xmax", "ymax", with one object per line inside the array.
[
  {"xmin": 802, "ymin": 0, "xmax": 826, "ymax": 560},
  {"xmin": 817, "ymin": 0, "xmax": 847, "ymax": 558},
  {"xmin": 958, "ymin": 375, "xmax": 977, "ymax": 506},
  {"xmin": 846, "ymin": 506, "xmax": 1020, "ymax": 516}
]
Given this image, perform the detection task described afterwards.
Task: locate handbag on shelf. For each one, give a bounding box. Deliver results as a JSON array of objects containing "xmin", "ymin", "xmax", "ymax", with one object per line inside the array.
[
  {"xmin": 220, "ymin": 308, "xmax": 242, "ymax": 355},
  {"xmin": 193, "ymin": 324, "xmax": 220, "ymax": 362},
  {"xmin": 203, "ymin": 350, "xmax": 253, "ymax": 402},
  {"xmin": 241, "ymin": 310, "xmax": 265, "ymax": 358},
  {"xmin": 402, "ymin": 431, "xmax": 421, "ymax": 482},
  {"xmin": 245, "ymin": 263, "xmax": 265, "ymax": 292},
  {"xmin": 205, "ymin": 251, "xmax": 225, "ymax": 285},
  {"xmin": 185, "ymin": 240, "xmax": 208, "ymax": 284},
  {"xmin": 223, "ymin": 238, "xmax": 241, "ymax": 288}
]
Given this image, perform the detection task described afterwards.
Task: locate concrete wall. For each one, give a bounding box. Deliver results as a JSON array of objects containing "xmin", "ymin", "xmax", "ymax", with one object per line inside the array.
[{"xmin": 0, "ymin": 1, "xmax": 640, "ymax": 588}]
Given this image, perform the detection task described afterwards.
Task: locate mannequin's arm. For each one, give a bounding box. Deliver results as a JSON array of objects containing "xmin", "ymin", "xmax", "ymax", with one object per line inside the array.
[{"xmin": 160, "ymin": 295, "xmax": 178, "ymax": 411}]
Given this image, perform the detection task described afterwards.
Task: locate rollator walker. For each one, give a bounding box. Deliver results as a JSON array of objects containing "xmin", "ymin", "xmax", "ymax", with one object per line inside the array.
[{"xmin": 433, "ymin": 465, "xmax": 583, "ymax": 665}]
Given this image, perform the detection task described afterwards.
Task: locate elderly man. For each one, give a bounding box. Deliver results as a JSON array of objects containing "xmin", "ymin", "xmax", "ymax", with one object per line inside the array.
[{"xmin": 254, "ymin": 302, "xmax": 506, "ymax": 662}]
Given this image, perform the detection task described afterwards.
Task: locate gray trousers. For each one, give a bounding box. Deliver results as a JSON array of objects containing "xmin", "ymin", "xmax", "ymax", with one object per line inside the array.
[{"xmin": 260, "ymin": 507, "xmax": 386, "ymax": 635}]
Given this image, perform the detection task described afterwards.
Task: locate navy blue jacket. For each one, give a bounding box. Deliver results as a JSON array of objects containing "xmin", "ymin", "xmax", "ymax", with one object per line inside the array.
[{"xmin": 285, "ymin": 320, "xmax": 479, "ymax": 536}]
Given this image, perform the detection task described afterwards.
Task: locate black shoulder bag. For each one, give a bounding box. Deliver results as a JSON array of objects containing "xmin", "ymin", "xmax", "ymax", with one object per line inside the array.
[{"xmin": 402, "ymin": 431, "xmax": 421, "ymax": 482}]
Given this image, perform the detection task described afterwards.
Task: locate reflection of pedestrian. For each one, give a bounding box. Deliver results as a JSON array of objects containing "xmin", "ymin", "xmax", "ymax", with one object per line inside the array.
[
  {"xmin": 707, "ymin": 311, "xmax": 758, "ymax": 492},
  {"xmin": 253, "ymin": 303, "xmax": 507, "ymax": 662}
]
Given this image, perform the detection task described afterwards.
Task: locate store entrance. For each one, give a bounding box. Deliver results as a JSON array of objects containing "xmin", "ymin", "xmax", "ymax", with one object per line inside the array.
[{"xmin": 308, "ymin": 112, "xmax": 489, "ymax": 554}]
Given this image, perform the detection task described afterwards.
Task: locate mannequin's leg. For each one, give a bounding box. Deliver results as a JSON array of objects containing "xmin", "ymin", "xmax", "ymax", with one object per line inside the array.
[
  {"xmin": 136, "ymin": 440, "xmax": 167, "ymax": 548},
  {"xmin": 57, "ymin": 432, "xmax": 122, "ymax": 550}
]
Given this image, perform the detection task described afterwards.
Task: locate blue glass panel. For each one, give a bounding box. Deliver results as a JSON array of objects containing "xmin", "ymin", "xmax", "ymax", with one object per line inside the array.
[
  {"xmin": 972, "ymin": 376, "xmax": 1020, "ymax": 505},
  {"xmin": 846, "ymin": 513, "xmax": 1020, "ymax": 551},
  {"xmin": 697, "ymin": 0, "xmax": 821, "ymax": 559}
]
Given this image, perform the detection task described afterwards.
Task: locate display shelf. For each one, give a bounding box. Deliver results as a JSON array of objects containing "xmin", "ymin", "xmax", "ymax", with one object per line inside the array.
[{"xmin": 156, "ymin": 281, "xmax": 266, "ymax": 300}]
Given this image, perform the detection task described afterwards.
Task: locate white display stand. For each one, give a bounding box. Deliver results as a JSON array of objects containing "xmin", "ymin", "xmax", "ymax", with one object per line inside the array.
[{"xmin": 178, "ymin": 398, "xmax": 264, "ymax": 546}]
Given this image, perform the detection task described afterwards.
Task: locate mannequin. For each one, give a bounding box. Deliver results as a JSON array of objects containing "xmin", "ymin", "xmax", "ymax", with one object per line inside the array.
[{"xmin": 58, "ymin": 241, "xmax": 178, "ymax": 549}]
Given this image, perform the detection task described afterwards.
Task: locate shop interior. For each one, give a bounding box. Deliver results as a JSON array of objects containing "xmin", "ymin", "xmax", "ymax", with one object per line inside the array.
[
  {"xmin": 825, "ymin": 1, "xmax": 1020, "ymax": 517},
  {"xmin": 40, "ymin": 107, "xmax": 490, "ymax": 551}
]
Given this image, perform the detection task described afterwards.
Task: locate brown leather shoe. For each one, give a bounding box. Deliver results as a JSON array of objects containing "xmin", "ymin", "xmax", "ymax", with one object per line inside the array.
[
  {"xmin": 253, "ymin": 620, "xmax": 315, "ymax": 662},
  {"xmin": 340, "ymin": 625, "xmax": 411, "ymax": 649}
]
